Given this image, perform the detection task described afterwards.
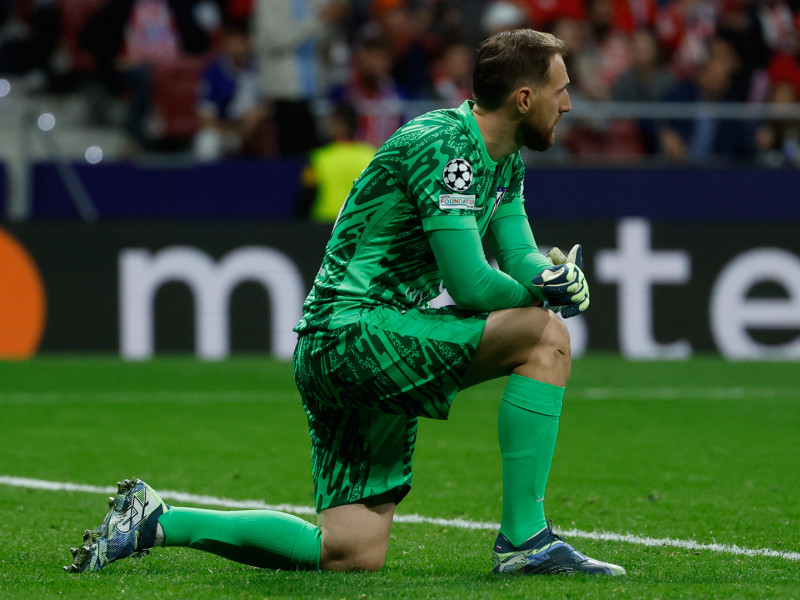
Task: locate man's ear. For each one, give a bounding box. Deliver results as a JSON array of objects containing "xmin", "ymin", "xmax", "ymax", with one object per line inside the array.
[{"xmin": 515, "ymin": 87, "xmax": 535, "ymax": 114}]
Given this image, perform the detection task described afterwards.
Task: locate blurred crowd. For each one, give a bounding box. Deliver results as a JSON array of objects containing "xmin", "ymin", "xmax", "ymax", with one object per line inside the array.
[{"xmin": 2, "ymin": 0, "xmax": 800, "ymax": 172}]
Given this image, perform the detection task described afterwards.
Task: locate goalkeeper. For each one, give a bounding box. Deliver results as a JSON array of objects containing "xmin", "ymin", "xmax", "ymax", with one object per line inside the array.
[{"xmin": 65, "ymin": 29, "xmax": 624, "ymax": 577}]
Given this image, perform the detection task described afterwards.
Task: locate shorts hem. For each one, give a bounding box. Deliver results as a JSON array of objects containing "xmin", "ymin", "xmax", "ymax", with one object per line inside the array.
[{"xmin": 316, "ymin": 484, "xmax": 411, "ymax": 513}]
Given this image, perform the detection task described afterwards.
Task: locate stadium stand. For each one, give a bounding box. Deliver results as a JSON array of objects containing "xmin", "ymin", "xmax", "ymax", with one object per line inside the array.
[
  {"xmin": 151, "ymin": 56, "xmax": 208, "ymax": 141},
  {"xmin": 56, "ymin": 0, "xmax": 104, "ymax": 74}
]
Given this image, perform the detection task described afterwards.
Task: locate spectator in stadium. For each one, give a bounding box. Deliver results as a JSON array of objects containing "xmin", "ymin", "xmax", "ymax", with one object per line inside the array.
[
  {"xmin": 79, "ymin": 0, "xmax": 211, "ymax": 154},
  {"xmin": 655, "ymin": 0, "xmax": 720, "ymax": 80},
  {"xmin": 658, "ymin": 50, "xmax": 758, "ymax": 164},
  {"xmin": 548, "ymin": 16, "xmax": 624, "ymax": 159},
  {"xmin": 480, "ymin": 0, "xmax": 530, "ymax": 37},
  {"xmin": 0, "ymin": 0, "xmax": 25, "ymax": 73},
  {"xmin": 330, "ymin": 29, "xmax": 405, "ymax": 147},
  {"xmin": 222, "ymin": 0, "xmax": 253, "ymax": 20},
  {"xmin": 0, "ymin": 0, "xmax": 59, "ymax": 83},
  {"xmin": 755, "ymin": 77, "xmax": 800, "ymax": 166},
  {"xmin": 704, "ymin": 34, "xmax": 757, "ymax": 102},
  {"xmin": 431, "ymin": 42, "xmax": 474, "ymax": 106},
  {"xmin": 518, "ymin": 0, "xmax": 586, "ymax": 30},
  {"xmin": 295, "ymin": 102, "xmax": 377, "ymax": 222},
  {"xmin": 193, "ymin": 17, "xmax": 271, "ymax": 161},
  {"xmin": 612, "ymin": 28, "xmax": 675, "ymax": 153},
  {"xmin": 371, "ymin": 0, "xmax": 435, "ymax": 100},
  {"xmin": 715, "ymin": 2, "xmax": 772, "ymax": 101},
  {"xmin": 756, "ymin": 0, "xmax": 799, "ymax": 57},
  {"xmin": 605, "ymin": 0, "xmax": 656, "ymax": 34},
  {"xmin": 612, "ymin": 28, "xmax": 674, "ymax": 103},
  {"xmin": 252, "ymin": 0, "xmax": 348, "ymax": 156},
  {"xmin": 67, "ymin": 28, "xmax": 627, "ymax": 579},
  {"xmin": 424, "ymin": 0, "xmax": 482, "ymax": 49},
  {"xmin": 572, "ymin": 0, "xmax": 633, "ymax": 101},
  {"xmin": 767, "ymin": 52, "xmax": 800, "ymax": 97}
]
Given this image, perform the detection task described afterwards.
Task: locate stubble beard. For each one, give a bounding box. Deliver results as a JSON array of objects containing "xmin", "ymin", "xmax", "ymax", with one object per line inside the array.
[{"xmin": 520, "ymin": 114, "xmax": 555, "ymax": 152}]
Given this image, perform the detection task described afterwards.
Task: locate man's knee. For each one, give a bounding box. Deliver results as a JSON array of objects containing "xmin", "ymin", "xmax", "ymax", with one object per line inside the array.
[
  {"xmin": 504, "ymin": 307, "xmax": 570, "ymax": 360},
  {"xmin": 463, "ymin": 307, "xmax": 574, "ymax": 388},
  {"xmin": 317, "ymin": 498, "xmax": 395, "ymax": 572},
  {"xmin": 527, "ymin": 310, "xmax": 570, "ymax": 357},
  {"xmin": 536, "ymin": 310, "xmax": 571, "ymax": 355},
  {"xmin": 320, "ymin": 537, "xmax": 386, "ymax": 572},
  {"xmin": 516, "ymin": 309, "xmax": 571, "ymax": 383}
]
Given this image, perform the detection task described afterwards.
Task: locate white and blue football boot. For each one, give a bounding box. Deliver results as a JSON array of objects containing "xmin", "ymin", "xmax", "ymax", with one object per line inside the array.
[
  {"xmin": 64, "ymin": 478, "xmax": 168, "ymax": 573},
  {"xmin": 492, "ymin": 523, "xmax": 626, "ymax": 576}
]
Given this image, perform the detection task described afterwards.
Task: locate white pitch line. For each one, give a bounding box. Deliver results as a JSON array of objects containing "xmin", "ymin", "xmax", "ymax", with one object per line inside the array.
[{"xmin": 2, "ymin": 475, "xmax": 798, "ymax": 562}]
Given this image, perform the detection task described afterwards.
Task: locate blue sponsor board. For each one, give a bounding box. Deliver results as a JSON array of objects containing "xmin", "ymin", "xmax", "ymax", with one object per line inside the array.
[
  {"xmin": 31, "ymin": 159, "xmax": 304, "ymax": 219},
  {"xmin": 27, "ymin": 161, "xmax": 800, "ymax": 220},
  {"xmin": 521, "ymin": 167, "xmax": 800, "ymax": 220}
]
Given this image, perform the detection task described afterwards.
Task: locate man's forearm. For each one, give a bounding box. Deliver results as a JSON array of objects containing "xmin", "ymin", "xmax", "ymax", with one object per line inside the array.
[
  {"xmin": 428, "ymin": 228, "xmax": 536, "ymax": 311},
  {"xmin": 489, "ymin": 214, "xmax": 552, "ymax": 300}
]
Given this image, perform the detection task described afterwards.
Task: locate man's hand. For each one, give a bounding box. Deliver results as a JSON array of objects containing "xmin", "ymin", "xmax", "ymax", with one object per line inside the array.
[{"xmin": 532, "ymin": 244, "xmax": 589, "ymax": 318}]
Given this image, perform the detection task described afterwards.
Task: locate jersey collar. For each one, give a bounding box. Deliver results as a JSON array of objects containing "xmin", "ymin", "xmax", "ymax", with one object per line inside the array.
[{"xmin": 458, "ymin": 99, "xmax": 497, "ymax": 168}]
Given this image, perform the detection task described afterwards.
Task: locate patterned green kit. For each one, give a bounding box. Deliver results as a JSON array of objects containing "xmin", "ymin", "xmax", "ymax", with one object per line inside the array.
[{"xmin": 294, "ymin": 100, "xmax": 528, "ymax": 511}]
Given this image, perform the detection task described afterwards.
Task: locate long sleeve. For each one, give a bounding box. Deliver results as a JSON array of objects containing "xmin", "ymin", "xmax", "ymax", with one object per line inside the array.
[
  {"xmin": 428, "ymin": 228, "xmax": 536, "ymax": 312},
  {"xmin": 487, "ymin": 211, "xmax": 552, "ymax": 302}
]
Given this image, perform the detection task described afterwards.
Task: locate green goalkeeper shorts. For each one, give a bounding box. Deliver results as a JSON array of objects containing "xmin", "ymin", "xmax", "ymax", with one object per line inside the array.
[{"xmin": 293, "ymin": 304, "xmax": 488, "ymax": 512}]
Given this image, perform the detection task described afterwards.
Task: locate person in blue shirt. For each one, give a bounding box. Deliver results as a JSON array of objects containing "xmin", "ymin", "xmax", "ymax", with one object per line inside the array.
[{"xmin": 194, "ymin": 17, "xmax": 269, "ymax": 160}]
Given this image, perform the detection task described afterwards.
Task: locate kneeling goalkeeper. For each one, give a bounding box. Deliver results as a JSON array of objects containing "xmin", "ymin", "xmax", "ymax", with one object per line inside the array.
[{"xmin": 66, "ymin": 29, "xmax": 624, "ymax": 577}]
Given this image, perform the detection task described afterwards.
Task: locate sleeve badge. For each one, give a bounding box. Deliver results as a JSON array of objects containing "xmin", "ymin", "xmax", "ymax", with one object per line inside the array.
[{"xmin": 442, "ymin": 158, "xmax": 474, "ymax": 192}]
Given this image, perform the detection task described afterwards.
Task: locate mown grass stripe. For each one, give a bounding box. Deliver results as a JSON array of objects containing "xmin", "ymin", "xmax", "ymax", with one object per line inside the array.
[
  {"xmin": 2, "ymin": 475, "xmax": 798, "ymax": 562},
  {"xmin": 576, "ymin": 387, "xmax": 799, "ymax": 401},
  {"xmin": 1, "ymin": 387, "xmax": 796, "ymax": 404},
  {"xmin": 0, "ymin": 391, "xmax": 283, "ymax": 404}
]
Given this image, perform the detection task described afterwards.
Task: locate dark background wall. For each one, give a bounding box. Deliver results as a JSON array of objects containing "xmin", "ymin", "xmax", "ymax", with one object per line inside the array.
[
  {"xmin": 18, "ymin": 161, "xmax": 800, "ymax": 220},
  {"xmin": 5, "ymin": 216, "xmax": 799, "ymax": 360}
]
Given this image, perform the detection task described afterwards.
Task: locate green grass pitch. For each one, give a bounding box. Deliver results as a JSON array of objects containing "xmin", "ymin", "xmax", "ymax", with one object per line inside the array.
[{"xmin": 0, "ymin": 355, "xmax": 798, "ymax": 599}]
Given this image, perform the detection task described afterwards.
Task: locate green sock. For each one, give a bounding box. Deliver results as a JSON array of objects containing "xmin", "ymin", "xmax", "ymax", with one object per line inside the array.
[
  {"xmin": 157, "ymin": 507, "xmax": 321, "ymax": 570},
  {"xmin": 498, "ymin": 373, "xmax": 564, "ymax": 547}
]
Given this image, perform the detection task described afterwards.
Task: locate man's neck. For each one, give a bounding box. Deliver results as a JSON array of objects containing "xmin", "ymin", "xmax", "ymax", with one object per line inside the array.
[{"xmin": 471, "ymin": 103, "xmax": 521, "ymax": 162}]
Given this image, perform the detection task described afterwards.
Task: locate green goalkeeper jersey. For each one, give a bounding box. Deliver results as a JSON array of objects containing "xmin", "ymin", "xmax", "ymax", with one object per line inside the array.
[{"xmin": 295, "ymin": 99, "xmax": 544, "ymax": 334}]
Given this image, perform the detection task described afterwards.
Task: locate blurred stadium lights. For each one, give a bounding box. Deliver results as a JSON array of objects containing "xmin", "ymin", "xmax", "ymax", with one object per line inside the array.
[
  {"xmin": 85, "ymin": 146, "xmax": 103, "ymax": 165},
  {"xmin": 0, "ymin": 79, "xmax": 10, "ymax": 98},
  {"xmin": 37, "ymin": 113, "xmax": 56, "ymax": 132},
  {"xmin": 24, "ymin": 109, "xmax": 98, "ymax": 222}
]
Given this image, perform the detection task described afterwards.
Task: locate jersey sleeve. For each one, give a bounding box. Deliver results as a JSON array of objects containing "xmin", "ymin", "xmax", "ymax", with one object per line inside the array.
[
  {"xmin": 487, "ymin": 157, "xmax": 552, "ymax": 301},
  {"xmin": 399, "ymin": 122, "xmax": 480, "ymax": 233},
  {"xmin": 428, "ymin": 228, "xmax": 536, "ymax": 310}
]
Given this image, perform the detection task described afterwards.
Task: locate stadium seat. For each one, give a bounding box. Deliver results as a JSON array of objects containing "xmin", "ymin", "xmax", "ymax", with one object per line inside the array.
[
  {"xmin": 564, "ymin": 120, "xmax": 644, "ymax": 163},
  {"xmin": 15, "ymin": 0, "xmax": 33, "ymax": 23},
  {"xmin": 56, "ymin": 0, "xmax": 104, "ymax": 73},
  {"xmin": 151, "ymin": 56, "xmax": 208, "ymax": 140},
  {"xmin": 604, "ymin": 119, "xmax": 644, "ymax": 162}
]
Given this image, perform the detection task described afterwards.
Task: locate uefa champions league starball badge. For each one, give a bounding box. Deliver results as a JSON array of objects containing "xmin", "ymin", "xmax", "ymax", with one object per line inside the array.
[{"xmin": 443, "ymin": 158, "xmax": 474, "ymax": 192}]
